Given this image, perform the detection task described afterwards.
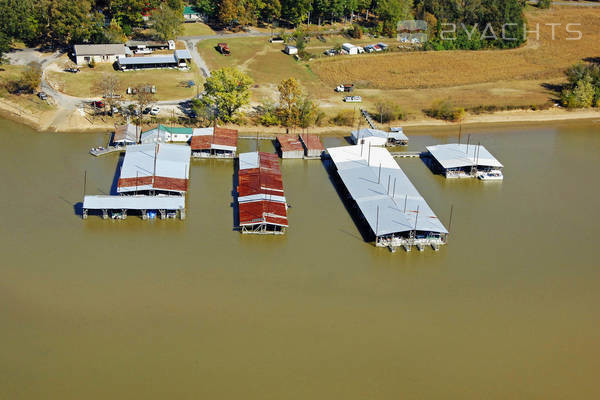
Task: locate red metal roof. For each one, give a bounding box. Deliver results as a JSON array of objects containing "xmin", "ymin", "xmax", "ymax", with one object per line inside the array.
[
  {"xmin": 238, "ymin": 152, "xmax": 287, "ymax": 227},
  {"xmin": 118, "ymin": 176, "xmax": 188, "ymax": 192},
  {"xmin": 190, "ymin": 127, "xmax": 238, "ymax": 151},
  {"xmin": 190, "ymin": 135, "xmax": 211, "ymax": 151},
  {"xmin": 299, "ymin": 134, "xmax": 324, "ymax": 151},
  {"xmin": 239, "ymin": 201, "xmax": 288, "ymax": 226},
  {"xmin": 277, "ymin": 135, "xmax": 304, "ymax": 152}
]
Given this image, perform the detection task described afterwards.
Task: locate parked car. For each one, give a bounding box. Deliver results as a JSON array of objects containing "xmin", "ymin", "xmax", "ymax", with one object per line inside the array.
[
  {"xmin": 92, "ymin": 100, "xmax": 105, "ymax": 108},
  {"xmin": 65, "ymin": 67, "xmax": 80, "ymax": 73},
  {"xmin": 344, "ymin": 96, "xmax": 362, "ymax": 103},
  {"xmin": 37, "ymin": 92, "xmax": 48, "ymax": 100},
  {"xmin": 150, "ymin": 106, "xmax": 160, "ymax": 116},
  {"xmin": 324, "ymin": 49, "xmax": 336, "ymax": 56},
  {"xmin": 335, "ymin": 84, "xmax": 354, "ymax": 93},
  {"xmin": 364, "ymin": 45, "xmax": 375, "ymax": 53},
  {"xmin": 143, "ymin": 107, "xmax": 151, "ymax": 114},
  {"xmin": 111, "ymin": 106, "xmax": 119, "ymax": 115}
]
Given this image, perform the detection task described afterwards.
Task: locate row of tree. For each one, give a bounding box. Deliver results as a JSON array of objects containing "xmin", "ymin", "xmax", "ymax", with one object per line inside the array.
[{"xmin": 0, "ymin": 0, "xmax": 184, "ymax": 50}]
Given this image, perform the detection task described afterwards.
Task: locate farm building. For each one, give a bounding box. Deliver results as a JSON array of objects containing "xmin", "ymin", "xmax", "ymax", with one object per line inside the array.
[
  {"xmin": 113, "ymin": 123, "xmax": 139, "ymax": 146},
  {"xmin": 426, "ymin": 143, "xmax": 504, "ymax": 180},
  {"xmin": 117, "ymin": 50, "xmax": 192, "ymax": 70},
  {"xmin": 276, "ymin": 135, "xmax": 304, "ymax": 158},
  {"xmin": 184, "ymin": 5, "xmax": 206, "ymax": 21},
  {"xmin": 351, "ymin": 128, "xmax": 409, "ymax": 146},
  {"xmin": 236, "ymin": 152, "xmax": 288, "ymax": 235},
  {"xmin": 117, "ymin": 143, "xmax": 191, "ymax": 196},
  {"xmin": 190, "ymin": 127, "xmax": 238, "ymax": 158},
  {"xmin": 284, "ymin": 45, "xmax": 298, "ymax": 55},
  {"xmin": 327, "ymin": 145, "xmax": 448, "ymax": 252},
  {"xmin": 140, "ymin": 125, "xmax": 194, "ymax": 144},
  {"xmin": 73, "ymin": 44, "xmax": 127, "ymax": 65},
  {"xmin": 82, "ymin": 195, "xmax": 186, "ymax": 220},
  {"xmin": 299, "ymin": 134, "xmax": 324, "ymax": 158}
]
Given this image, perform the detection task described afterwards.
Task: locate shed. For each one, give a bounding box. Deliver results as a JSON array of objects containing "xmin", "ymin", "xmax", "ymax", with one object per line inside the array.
[
  {"xmin": 426, "ymin": 143, "xmax": 503, "ymax": 179},
  {"xmin": 113, "ymin": 123, "xmax": 139, "ymax": 145},
  {"xmin": 351, "ymin": 128, "xmax": 409, "ymax": 147},
  {"xmin": 299, "ymin": 134, "xmax": 324, "ymax": 158},
  {"xmin": 184, "ymin": 6, "xmax": 206, "ymax": 22}
]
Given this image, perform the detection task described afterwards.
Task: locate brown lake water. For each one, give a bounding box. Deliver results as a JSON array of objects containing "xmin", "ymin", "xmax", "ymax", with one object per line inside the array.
[{"xmin": 1, "ymin": 119, "xmax": 599, "ymax": 399}]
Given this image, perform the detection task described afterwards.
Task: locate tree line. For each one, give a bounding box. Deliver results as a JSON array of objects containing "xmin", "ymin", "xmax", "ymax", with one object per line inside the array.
[{"xmin": 0, "ymin": 0, "xmax": 185, "ymax": 50}]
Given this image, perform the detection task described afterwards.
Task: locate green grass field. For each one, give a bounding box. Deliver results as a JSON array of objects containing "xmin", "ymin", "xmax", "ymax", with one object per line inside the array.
[
  {"xmin": 181, "ymin": 22, "xmax": 215, "ymax": 37},
  {"xmin": 0, "ymin": 65, "xmax": 55, "ymax": 112}
]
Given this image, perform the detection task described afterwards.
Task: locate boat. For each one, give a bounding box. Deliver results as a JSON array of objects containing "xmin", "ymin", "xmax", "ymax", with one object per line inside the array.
[{"xmin": 477, "ymin": 170, "xmax": 504, "ymax": 181}]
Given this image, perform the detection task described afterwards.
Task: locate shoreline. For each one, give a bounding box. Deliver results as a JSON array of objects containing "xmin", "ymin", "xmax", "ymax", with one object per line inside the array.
[{"xmin": 0, "ymin": 96, "xmax": 598, "ymax": 135}]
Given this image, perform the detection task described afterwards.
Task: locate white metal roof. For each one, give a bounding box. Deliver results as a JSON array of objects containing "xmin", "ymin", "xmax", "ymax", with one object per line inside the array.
[
  {"xmin": 118, "ymin": 144, "xmax": 191, "ymax": 193},
  {"xmin": 83, "ymin": 195, "xmax": 185, "ymax": 210},
  {"xmin": 426, "ymin": 143, "xmax": 503, "ymax": 169},
  {"xmin": 239, "ymin": 152, "xmax": 260, "ymax": 170},
  {"xmin": 351, "ymin": 128, "xmax": 408, "ymax": 144},
  {"xmin": 238, "ymin": 193, "xmax": 286, "ymax": 203},
  {"xmin": 74, "ymin": 44, "xmax": 126, "ymax": 56},
  {"xmin": 174, "ymin": 49, "xmax": 192, "ymax": 59},
  {"xmin": 328, "ymin": 145, "xmax": 448, "ymax": 236},
  {"xmin": 192, "ymin": 127, "xmax": 214, "ymax": 136},
  {"xmin": 118, "ymin": 55, "xmax": 177, "ymax": 65}
]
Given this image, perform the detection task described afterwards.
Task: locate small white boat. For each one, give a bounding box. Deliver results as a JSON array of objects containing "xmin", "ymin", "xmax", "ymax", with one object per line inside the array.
[{"xmin": 478, "ymin": 170, "xmax": 503, "ymax": 181}]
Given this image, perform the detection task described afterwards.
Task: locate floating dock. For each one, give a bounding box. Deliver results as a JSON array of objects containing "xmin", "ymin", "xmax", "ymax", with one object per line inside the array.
[
  {"xmin": 83, "ymin": 195, "xmax": 186, "ymax": 220},
  {"xmin": 237, "ymin": 152, "xmax": 288, "ymax": 234},
  {"xmin": 299, "ymin": 134, "xmax": 324, "ymax": 159},
  {"xmin": 327, "ymin": 145, "xmax": 448, "ymax": 252},
  {"xmin": 425, "ymin": 143, "xmax": 504, "ymax": 179},
  {"xmin": 276, "ymin": 135, "xmax": 304, "ymax": 159}
]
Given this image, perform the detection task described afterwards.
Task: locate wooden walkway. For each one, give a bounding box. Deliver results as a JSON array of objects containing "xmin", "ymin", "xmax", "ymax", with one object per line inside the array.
[
  {"xmin": 390, "ymin": 151, "xmax": 422, "ymax": 158},
  {"xmin": 89, "ymin": 146, "xmax": 124, "ymax": 157},
  {"xmin": 360, "ymin": 109, "xmax": 377, "ymax": 129},
  {"xmin": 238, "ymin": 135, "xmax": 276, "ymax": 140}
]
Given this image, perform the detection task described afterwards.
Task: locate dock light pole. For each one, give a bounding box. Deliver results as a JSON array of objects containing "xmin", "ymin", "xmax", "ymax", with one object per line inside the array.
[
  {"xmin": 368, "ymin": 142, "xmax": 371, "ymax": 166},
  {"xmin": 83, "ymin": 170, "xmax": 87, "ymax": 197},
  {"xmin": 375, "ymin": 205, "xmax": 379, "ymax": 243},
  {"xmin": 466, "ymin": 134, "xmax": 471, "ymax": 155},
  {"xmin": 392, "ymin": 178, "xmax": 396, "ymax": 199},
  {"xmin": 378, "ymin": 163, "xmax": 382, "ymax": 183},
  {"xmin": 404, "ymin": 194, "xmax": 408, "ymax": 213},
  {"xmin": 448, "ymin": 204, "xmax": 454, "ymax": 238}
]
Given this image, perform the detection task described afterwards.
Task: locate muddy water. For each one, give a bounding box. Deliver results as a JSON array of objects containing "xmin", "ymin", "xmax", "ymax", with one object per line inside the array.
[{"xmin": 1, "ymin": 119, "xmax": 599, "ymax": 399}]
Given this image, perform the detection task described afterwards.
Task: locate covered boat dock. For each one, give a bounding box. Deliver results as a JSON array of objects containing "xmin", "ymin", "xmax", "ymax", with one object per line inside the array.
[
  {"xmin": 117, "ymin": 143, "xmax": 191, "ymax": 196},
  {"xmin": 327, "ymin": 145, "xmax": 448, "ymax": 252},
  {"xmin": 426, "ymin": 143, "xmax": 503, "ymax": 179},
  {"xmin": 83, "ymin": 195, "xmax": 186, "ymax": 220},
  {"xmin": 191, "ymin": 127, "xmax": 238, "ymax": 158},
  {"xmin": 276, "ymin": 135, "xmax": 304, "ymax": 159},
  {"xmin": 236, "ymin": 152, "xmax": 288, "ymax": 234},
  {"xmin": 299, "ymin": 134, "xmax": 324, "ymax": 158}
]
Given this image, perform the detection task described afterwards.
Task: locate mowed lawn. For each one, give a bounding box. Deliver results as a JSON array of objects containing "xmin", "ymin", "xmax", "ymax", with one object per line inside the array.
[
  {"xmin": 311, "ymin": 7, "xmax": 600, "ymax": 90},
  {"xmin": 46, "ymin": 58, "xmax": 201, "ymax": 100},
  {"xmin": 181, "ymin": 22, "xmax": 215, "ymax": 36}
]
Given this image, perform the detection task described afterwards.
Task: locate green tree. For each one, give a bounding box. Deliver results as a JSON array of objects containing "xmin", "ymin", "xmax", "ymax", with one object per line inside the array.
[
  {"xmin": 277, "ymin": 77, "xmax": 303, "ymax": 130},
  {"xmin": 150, "ymin": 6, "xmax": 183, "ymax": 40},
  {"xmin": 201, "ymin": 67, "xmax": 253, "ymax": 122},
  {"xmin": 37, "ymin": 0, "xmax": 103, "ymax": 46},
  {"xmin": 0, "ymin": 32, "xmax": 11, "ymax": 64}
]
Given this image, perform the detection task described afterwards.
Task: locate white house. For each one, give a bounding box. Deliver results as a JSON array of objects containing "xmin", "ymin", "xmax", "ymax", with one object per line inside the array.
[
  {"xmin": 73, "ymin": 44, "xmax": 127, "ymax": 65},
  {"xmin": 284, "ymin": 45, "xmax": 298, "ymax": 55}
]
